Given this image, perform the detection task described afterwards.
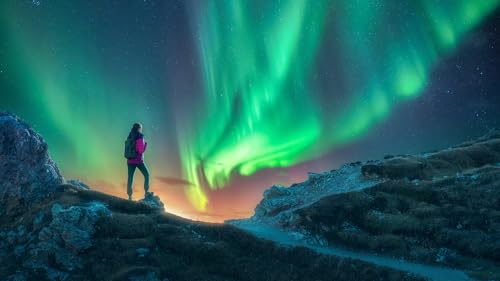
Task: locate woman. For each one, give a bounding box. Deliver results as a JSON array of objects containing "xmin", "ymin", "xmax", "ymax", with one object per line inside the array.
[{"xmin": 126, "ymin": 123, "xmax": 150, "ymax": 200}]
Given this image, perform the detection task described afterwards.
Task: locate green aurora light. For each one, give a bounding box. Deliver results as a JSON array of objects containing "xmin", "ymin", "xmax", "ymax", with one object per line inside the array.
[
  {"xmin": 180, "ymin": 0, "xmax": 499, "ymax": 210},
  {"xmin": 0, "ymin": 1, "xmax": 498, "ymax": 212}
]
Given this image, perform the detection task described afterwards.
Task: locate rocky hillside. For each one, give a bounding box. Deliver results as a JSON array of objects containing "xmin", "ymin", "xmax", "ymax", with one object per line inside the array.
[
  {"xmin": 0, "ymin": 112, "xmax": 425, "ymax": 281},
  {"xmin": 0, "ymin": 113, "xmax": 64, "ymax": 218},
  {"xmin": 235, "ymin": 131, "xmax": 500, "ymax": 281}
]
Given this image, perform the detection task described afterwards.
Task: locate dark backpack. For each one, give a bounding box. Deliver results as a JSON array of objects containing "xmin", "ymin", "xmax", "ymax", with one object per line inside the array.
[{"xmin": 124, "ymin": 138, "xmax": 137, "ymax": 159}]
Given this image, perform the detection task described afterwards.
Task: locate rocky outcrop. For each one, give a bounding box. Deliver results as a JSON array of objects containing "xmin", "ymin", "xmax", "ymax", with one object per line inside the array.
[
  {"xmin": 247, "ymin": 165, "xmax": 380, "ymax": 227},
  {"xmin": 0, "ymin": 112, "xmax": 63, "ymax": 217},
  {"xmin": 0, "ymin": 114, "xmax": 112, "ymax": 279},
  {"xmin": 138, "ymin": 191, "xmax": 165, "ymax": 211},
  {"xmin": 65, "ymin": 179, "xmax": 90, "ymax": 190},
  {"xmin": 1, "ymin": 201, "xmax": 111, "ymax": 280}
]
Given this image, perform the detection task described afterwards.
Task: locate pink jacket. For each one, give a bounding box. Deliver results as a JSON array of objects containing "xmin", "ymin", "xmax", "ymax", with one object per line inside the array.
[{"xmin": 127, "ymin": 136, "xmax": 147, "ymax": 164}]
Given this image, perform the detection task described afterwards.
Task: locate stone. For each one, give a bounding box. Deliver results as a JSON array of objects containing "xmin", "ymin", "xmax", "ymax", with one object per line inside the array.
[
  {"xmin": 33, "ymin": 211, "xmax": 45, "ymax": 231},
  {"xmin": 48, "ymin": 202, "xmax": 111, "ymax": 254},
  {"xmin": 263, "ymin": 184, "xmax": 289, "ymax": 199},
  {"xmin": 138, "ymin": 192, "xmax": 165, "ymax": 211},
  {"xmin": 61, "ymin": 227, "xmax": 92, "ymax": 253},
  {"xmin": 136, "ymin": 247, "xmax": 150, "ymax": 258},
  {"xmin": 66, "ymin": 179, "xmax": 91, "ymax": 190},
  {"xmin": 21, "ymin": 201, "xmax": 111, "ymax": 277},
  {"xmin": 14, "ymin": 245, "xmax": 26, "ymax": 257},
  {"xmin": 6, "ymin": 230, "xmax": 17, "ymax": 245},
  {"xmin": 435, "ymin": 247, "xmax": 458, "ymax": 264},
  {"xmin": 0, "ymin": 112, "xmax": 64, "ymax": 216}
]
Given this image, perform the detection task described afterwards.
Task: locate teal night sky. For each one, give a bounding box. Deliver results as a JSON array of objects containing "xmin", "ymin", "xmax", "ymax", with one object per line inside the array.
[{"xmin": 1, "ymin": 1, "xmax": 499, "ymax": 221}]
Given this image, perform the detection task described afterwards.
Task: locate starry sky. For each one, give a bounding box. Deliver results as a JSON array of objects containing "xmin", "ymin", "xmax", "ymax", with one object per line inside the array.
[{"xmin": 1, "ymin": 1, "xmax": 499, "ymax": 222}]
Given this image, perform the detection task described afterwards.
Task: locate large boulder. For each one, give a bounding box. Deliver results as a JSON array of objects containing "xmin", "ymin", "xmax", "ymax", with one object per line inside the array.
[
  {"xmin": 0, "ymin": 201, "xmax": 112, "ymax": 280},
  {"xmin": 0, "ymin": 112, "xmax": 64, "ymax": 216}
]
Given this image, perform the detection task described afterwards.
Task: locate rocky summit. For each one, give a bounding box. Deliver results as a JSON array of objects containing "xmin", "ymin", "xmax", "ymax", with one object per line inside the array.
[
  {"xmin": 0, "ymin": 112, "xmax": 64, "ymax": 217},
  {"xmin": 0, "ymin": 113, "xmax": 426, "ymax": 281},
  {"xmin": 138, "ymin": 192, "xmax": 165, "ymax": 211}
]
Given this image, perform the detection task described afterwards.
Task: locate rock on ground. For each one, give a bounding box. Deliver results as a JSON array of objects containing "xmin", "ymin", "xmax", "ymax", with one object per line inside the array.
[
  {"xmin": 0, "ymin": 112, "xmax": 63, "ymax": 216},
  {"xmin": 138, "ymin": 192, "xmax": 165, "ymax": 211}
]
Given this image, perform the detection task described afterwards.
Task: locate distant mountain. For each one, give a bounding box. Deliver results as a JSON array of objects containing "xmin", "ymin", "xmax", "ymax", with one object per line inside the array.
[
  {"xmin": 0, "ymin": 112, "xmax": 424, "ymax": 281},
  {"xmin": 230, "ymin": 130, "xmax": 500, "ymax": 281}
]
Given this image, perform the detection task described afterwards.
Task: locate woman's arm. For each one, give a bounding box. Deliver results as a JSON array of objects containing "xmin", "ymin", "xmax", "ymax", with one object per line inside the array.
[{"xmin": 135, "ymin": 137, "xmax": 146, "ymax": 154}]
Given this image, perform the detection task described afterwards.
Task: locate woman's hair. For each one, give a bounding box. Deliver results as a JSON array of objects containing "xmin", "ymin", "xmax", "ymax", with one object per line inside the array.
[
  {"xmin": 132, "ymin": 123, "xmax": 142, "ymax": 132},
  {"xmin": 130, "ymin": 123, "xmax": 142, "ymax": 139}
]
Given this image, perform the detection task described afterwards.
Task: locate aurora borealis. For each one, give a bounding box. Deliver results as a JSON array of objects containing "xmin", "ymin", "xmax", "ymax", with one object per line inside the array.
[
  {"xmin": 1, "ymin": 1, "xmax": 499, "ymax": 221},
  {"xmin": 181, "ymin": 0, "xmax": 500, "ymax": 210}
]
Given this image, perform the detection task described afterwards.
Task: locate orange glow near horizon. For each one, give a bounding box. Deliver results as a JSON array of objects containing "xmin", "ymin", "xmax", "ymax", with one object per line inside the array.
[
  {"xmin": 72, "ymin": 162, "xmax": 316, "ymax": 223},
  {"xmin": 81, "ymin": 178, "xmax": 259, "ymax": 223}
]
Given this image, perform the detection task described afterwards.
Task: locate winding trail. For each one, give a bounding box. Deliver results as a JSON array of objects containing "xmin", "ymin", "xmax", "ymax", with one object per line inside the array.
[{"xmin": 231, "ymin": 220, "xmax": 473, "ymax": 281}]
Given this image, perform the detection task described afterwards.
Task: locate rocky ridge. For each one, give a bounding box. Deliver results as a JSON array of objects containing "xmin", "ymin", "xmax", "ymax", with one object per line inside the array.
[{"xmin": 233, "ymin": 130, "xmax": 500, "ymax": 280}]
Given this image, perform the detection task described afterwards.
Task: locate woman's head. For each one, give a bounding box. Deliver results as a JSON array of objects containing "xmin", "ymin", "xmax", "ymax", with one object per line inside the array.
[{"xmin": 132, "ymin": 123, "xmax": 142, "ymax": 134}]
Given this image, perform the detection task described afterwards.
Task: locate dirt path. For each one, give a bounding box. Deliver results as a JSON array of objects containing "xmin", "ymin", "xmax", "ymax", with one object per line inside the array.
[{"xmin": 231, "ymin": 220, "xmax": 473, "ymax": 281}]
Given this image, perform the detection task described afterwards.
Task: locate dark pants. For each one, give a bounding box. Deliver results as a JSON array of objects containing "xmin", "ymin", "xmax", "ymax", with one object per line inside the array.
[{"xmin": 127, "ymin": 163, "xmax": 150, "ymax": 196}]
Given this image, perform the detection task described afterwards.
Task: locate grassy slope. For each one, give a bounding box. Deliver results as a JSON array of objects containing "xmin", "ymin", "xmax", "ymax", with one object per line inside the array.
[
  {"xmin": 290, "ymin": 133, "xmax": 500, "ymax": 280},
  {"xmin": 0, "ymin": 186, "xmax": 425, "ymax": 281}
]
